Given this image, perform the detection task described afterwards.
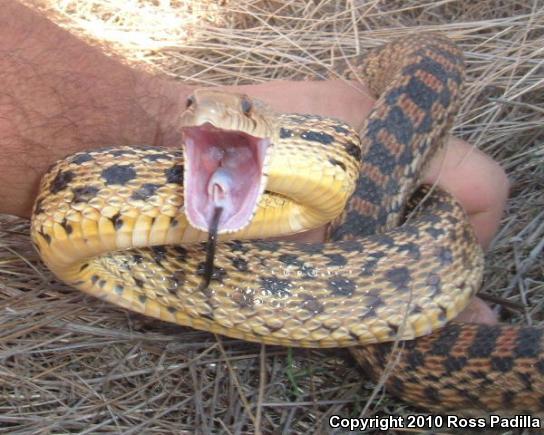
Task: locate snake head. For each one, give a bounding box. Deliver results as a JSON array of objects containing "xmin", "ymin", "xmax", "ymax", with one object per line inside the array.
[
  {"xmin": 180, "ymin": 89, "xmax": 277, "ymax": 138},
  {"xmin": 180, "ymin": 90, "xmax": 276, "ymax": 234}
]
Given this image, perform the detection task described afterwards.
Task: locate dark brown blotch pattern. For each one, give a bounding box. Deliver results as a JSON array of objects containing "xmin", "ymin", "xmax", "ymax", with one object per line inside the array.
[
  {"xmin": 384, "ymin": 267, "xmax": 411, "ymax": 292},
  {"xmin": 327, "ymin": 277, "xmax": 356, "ymax": 297},
  {"xmin": 260, "ymin": 276, "xmax": 291, "ymax": 297},
  {"xmin": 101, "ymin": 164, "xmax": 137, "ymax": 185},
  {"xmin": 130, "ymin": 183, "xmax": 161, "ymax": 201},
  {"xmin": 72, "ymin": 186, "xmax": 99, "ymax": 204},
  {"xmin": 50, "ymin": 170, "xmax": 75, "ymax": 194},
  {"xmin": 299, "ymin": 294, "xmax": 324, "ymax": 315},
  {"xmin": 165, "ymin": 164, "xmax": 184, "ymax": 185}
]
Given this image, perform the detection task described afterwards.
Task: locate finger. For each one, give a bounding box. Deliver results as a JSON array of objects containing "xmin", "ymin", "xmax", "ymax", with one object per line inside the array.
[{"xmin": 423, "ymin": 137, "xmax": 510, "ymax": 249}]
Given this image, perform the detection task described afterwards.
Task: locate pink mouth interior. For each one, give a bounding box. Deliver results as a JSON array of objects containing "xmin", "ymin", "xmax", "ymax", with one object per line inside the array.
[{"xmin": 183, "ymin": 124, "xmax": 269, "ymax": 233}]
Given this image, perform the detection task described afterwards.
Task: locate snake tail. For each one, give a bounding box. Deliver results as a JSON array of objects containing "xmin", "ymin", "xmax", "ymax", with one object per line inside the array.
[{"xmin": 353, "ymin": 323, "xmax": 544, "ymax": 414}]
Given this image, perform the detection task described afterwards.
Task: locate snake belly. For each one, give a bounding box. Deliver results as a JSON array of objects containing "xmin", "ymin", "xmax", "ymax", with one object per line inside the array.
[{"xmin": 30, "ymin": 33, "xmax": 543, "ymax": 413}]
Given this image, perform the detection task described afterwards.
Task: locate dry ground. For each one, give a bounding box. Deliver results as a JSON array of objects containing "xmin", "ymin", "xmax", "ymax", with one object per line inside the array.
[{"xmin": 1, "ymin": 0, "xmax": 543, "ymax": 433}]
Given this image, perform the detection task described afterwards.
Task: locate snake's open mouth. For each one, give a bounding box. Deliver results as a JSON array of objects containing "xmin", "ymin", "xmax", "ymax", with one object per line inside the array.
[{"xmin": 182, "ymin": 123, "xmax": 270, "ymax": 233}]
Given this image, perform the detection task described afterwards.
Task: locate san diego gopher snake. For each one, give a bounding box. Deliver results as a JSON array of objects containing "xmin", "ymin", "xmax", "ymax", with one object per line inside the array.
[{"xmin": 31, "ymin": 33, "xmax": 543, "ymax": 413}]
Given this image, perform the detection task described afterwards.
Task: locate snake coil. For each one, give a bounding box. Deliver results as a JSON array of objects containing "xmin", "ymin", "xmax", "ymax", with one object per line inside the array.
[{"xmin": 31, "ymin": 33, "xmax": 544, "ymax": 413}]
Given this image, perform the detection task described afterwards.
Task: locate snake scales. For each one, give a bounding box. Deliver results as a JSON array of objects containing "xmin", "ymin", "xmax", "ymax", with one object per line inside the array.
[{"xmin": 31, "ymin": 34, "xmax": 543, "ymax": 413}]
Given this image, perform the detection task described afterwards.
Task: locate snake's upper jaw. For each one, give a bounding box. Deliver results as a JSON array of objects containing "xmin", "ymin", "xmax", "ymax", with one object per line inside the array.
[{"xmin": 182, "ymin": 123, "xmax": 271, "ymax": 234}]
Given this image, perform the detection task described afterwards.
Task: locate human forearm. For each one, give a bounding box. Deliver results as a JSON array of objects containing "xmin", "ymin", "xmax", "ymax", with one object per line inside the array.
[{"xmin": 0, "ymin": 1, "xmax": 188, "ymax": 217}]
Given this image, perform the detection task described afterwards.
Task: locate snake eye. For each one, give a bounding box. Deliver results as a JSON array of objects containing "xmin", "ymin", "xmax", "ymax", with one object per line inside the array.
[
  {"xmin": 186, "ymin": 95, "xmax": 195, "ymax": 108},
  {"xmin": 241, "ymin": 97, "xmax": 252, "ymax": 116}
]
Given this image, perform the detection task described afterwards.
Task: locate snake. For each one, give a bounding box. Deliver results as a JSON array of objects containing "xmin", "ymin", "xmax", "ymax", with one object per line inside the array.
[{"xmin": 30, "ymin": 33, "xmax": 544, "ymax": 414}]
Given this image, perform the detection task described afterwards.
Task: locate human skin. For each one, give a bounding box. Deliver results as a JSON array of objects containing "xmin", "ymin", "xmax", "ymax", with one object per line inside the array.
[{"xmin": 1, "ymin": 1, "xmax": 509, "ymax": 322}]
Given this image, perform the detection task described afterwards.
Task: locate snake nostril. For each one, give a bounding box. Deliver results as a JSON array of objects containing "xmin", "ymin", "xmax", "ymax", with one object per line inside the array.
[
  {"xmin": 241, "ymin": 96, "xmax": 252, "ymax": 116},
  {"xmin": 186, "ymin": 95, "xmax": 195, "ymax": 108}
]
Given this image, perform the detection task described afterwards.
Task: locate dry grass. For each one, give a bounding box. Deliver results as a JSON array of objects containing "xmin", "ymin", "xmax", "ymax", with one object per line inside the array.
[{"xmin": 2, "ymin": 0, "xmax": 543, "ymax": 433}]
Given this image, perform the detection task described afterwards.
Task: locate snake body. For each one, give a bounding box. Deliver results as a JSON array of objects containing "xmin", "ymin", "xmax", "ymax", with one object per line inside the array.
[{"xmin": 30, "ymin": 34, "xmax": 543, "ymax": 413}]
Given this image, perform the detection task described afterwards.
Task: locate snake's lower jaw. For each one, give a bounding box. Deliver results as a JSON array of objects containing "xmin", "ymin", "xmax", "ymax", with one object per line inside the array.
[{"xmin": 182, "ymin": 124, "xmax": 270, "ymax": 234}]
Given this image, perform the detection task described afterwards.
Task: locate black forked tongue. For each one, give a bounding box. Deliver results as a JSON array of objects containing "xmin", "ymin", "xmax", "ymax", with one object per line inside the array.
[{"xmin": 198, "ymin": 206, "xmax": 223, "ymax": 292}]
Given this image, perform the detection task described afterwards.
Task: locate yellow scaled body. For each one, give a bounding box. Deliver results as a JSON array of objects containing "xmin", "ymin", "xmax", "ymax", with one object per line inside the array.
[{"xmin": 31, "ymin": 91, "xmax": 481, "ymax": 348}]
